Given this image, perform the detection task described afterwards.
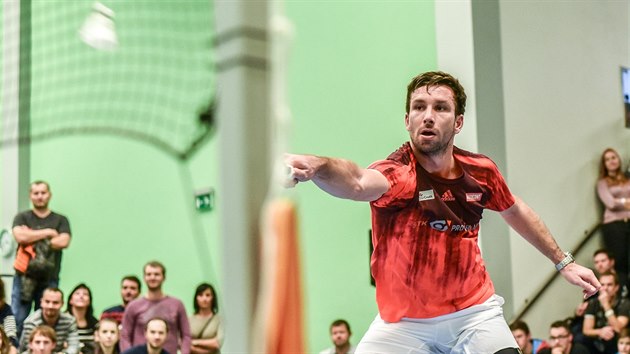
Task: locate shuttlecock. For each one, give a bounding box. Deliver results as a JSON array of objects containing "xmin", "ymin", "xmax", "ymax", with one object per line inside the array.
[{"xmin": 79, "ymin": 2, "xmax": 118, "ymax": 51}]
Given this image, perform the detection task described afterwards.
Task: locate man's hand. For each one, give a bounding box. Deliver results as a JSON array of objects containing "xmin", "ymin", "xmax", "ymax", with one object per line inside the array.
[
  {"xmin": 559, "ymin": 263, "xmax": 601, "ymax": 299},
  {"xmin": 284, "ymin": 154, "xmax": 324, "ymax": 186},
  {"xmin": 575, "ymin": 301, "xmax": 588, "ymax": 316},
  {"xmin": 598, "ymin": 288, "xmax": 612, "ymax": 308},
  {"xmin": 599, "ymin": 326, "xmax": 615, "ymax": 341}
]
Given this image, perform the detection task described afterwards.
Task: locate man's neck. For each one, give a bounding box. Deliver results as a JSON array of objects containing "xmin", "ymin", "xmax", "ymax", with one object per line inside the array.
[
  {"xmin": 146, "ymin": 289, "xmax": 165, "ymax": 301},
  {"xmin": 334, "ymin": 343, "xmax": 350, "ymax": 354},
  {"xmin": 32, "ymin": 208, "xmax": 51, "ymax": 218},
  {"xmin": 43, "ymin": 314, "xmax": 59, "ymax": 327},
  {"xmin": 413, "ymin": 146, "xmax": 460, "ymax": 179},
  {"xmin": 146, "ymin": 345, "xmax": 162, "ymax": 354}
]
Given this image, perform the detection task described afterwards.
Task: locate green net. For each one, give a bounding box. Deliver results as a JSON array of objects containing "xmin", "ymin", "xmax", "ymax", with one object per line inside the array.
[{"xmin": 2, "ymin": 1, "xmax": 215, "ymax": 159}]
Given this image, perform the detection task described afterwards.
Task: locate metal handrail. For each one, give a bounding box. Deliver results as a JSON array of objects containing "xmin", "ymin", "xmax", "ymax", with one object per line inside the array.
[{"xmin": 512, "ymin": 222, "xmax": 602, "ymax": 321}]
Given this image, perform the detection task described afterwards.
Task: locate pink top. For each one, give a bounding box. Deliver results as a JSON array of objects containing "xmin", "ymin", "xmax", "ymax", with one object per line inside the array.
[{"xmin": 597, "ymin": 179, "xmax": 630, "ymax": 224}]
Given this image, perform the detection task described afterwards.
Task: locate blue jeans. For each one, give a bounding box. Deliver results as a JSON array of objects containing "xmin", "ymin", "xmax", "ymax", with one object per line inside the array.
[{"xmin": 11, "ymin": 275, "xmax": 58, "ymax": 339}]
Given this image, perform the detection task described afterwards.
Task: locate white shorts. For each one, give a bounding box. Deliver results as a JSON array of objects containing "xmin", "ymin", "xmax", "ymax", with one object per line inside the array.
[{"xmin": 355, "ymin": 295, "xmax": 518, "ymax": 354}]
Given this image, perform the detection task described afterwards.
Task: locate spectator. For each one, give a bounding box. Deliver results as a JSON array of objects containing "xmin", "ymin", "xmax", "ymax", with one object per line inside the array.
[
  {"xmin": 121, "ymin": 318, "xmax": 169, "ymax": 354},
  {"xmin": 67, "ymin": 284, "xmax": 98, "ymax": 354},
  {"xmin": 11, "ymin": 181, "xmax": 71, "ymax": 337},
  {"xmin": 583, "ymin": 272, "xmax": 630, "ymax": 353},
  {"xmin": 593, "ymin": 249, "xmax": 628, "ymax": 296},
  {"xmin": 319, "ymin": 319, "xmax": 355, "ymax": 354},
  {"xmin": 597, "ymin": 148, "xmax": 630, "ymax": 288},
  {"xmin": 538, "ymin": 320, "xmax": 589, "ymax": 354},
  {"xmin": 19, "ymin": 287, "xmax": 79, "ymax": 354},
  {"xmin": 510, "ymin": 319, "xmax": 548, "ymax": 354},
  {"xmin": 26, "ymin": 326, "xmax": 56, "ymax": 354},
  {"xmin": 0, "ymin": 326, "xmax": 14, "ymax": 354},
  {"xmin": 189, "ymin": 283, "xmax": 223, "ymax": 354},
  {"xmin": 618, "ymin": 328, "xmax": 630, "ymax": 354},
  {"xmin": 94, "ymin": 319, "xmax": 120, "ymax": 354},
  {"xmin": 120, "ymin": 261, "xmax": 190, "ymax": 354},
  {"xmin": 0, "ymin": 279, "xmax": 18, "ymax": 349},
  {"xmin": 101, "ymin": 276, "xmax": 141, "ymax": 325}
]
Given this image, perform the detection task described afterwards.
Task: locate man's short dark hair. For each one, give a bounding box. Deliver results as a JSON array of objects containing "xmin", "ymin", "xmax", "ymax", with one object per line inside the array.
[
  {"xmin": 405, "ymin": 71, "xmax": 467, "ymax": 116},
  {"xmin": 30, "ymin": 180, "xmax": 51, "ymax": 192},
  {"xmin": 593, "ymin": 248, "xmax": 615, "ymax": 260},
  {"xmin": 330, "ymin": 319, "xmax": 351, "ymax": 334},
  {"xmin": 600, "ymin": 271, "xmax": 619, "ymax": 285},
  {"xmin": 43, "ymin": 287, "xmax": 64, "ymax": 300},
  {"xmin": 144, "ymin": 260, "xmax": 166, "ymax": 277},
  {"xmin": 145, "ymin": 317, "xmax": 169, "ymax": 333},
  {"xmin": 549, "ymin": 320, "xmax": 571, "ymax": 332},
  {"xmin": 509, "ymin": 320, "xmax": 530, "ymax": 335},
  {"xmin": 122, "ymin": 275, "xmax": 142, "ymax": 292}
]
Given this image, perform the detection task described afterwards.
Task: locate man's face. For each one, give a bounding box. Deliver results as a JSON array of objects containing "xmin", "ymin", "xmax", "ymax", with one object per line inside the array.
[
  {"xmin": 511, "ymin": 329, "xmax": 530, "ymax": 351},
  {"xmin": 600, "ymin": 274, "xmax": 619, "ymax": 298},
  {"xmin": 548, "ymin": 327, "xmax": 572, "ymax": 354},
  {"xmin": 144, "ymin": 266, "xmax": 165, "ymax": 291},
  {"xmin": 330, "ymin": 325, "xmax": 350, "ymax": 348},
  {"xmin": 145, "ymin": 320, "xmax": 168, "ymax": 350},
  {"xmin": 593, "ymin": 253, "xmax": 614, "ymax": 274},
  {"xmin": 405, "ymin": 85, "xmax": 463, "ymax": 157},
  {"xmin": 40, "ymin": 290, "xmax": 63, "ymax": 323},
  {"xmin": 121, "ymin": 279, "xmax": 140, "ymax": 305},
  {"xmin": 30, "ymin": 183, "xmax": 51, "ymax": 210},
  {"xmin": 29, "ymin": 334, "xmax": 56, "ymax": 354}
]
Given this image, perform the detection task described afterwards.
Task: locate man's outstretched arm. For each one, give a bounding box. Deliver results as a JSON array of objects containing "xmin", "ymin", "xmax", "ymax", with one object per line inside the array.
[
  {"xmin": 285, "ymin": 154, "xmax": 389, "ymax": 202},
  {"xmin": 500, "ymin": 196, "xmax": 600, "ymax": 298}
]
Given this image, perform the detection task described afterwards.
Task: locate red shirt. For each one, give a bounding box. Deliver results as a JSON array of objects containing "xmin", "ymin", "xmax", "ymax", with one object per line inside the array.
[{"xmin": 368, "ymin": 143, "xmax": 515, "ymax": 321}]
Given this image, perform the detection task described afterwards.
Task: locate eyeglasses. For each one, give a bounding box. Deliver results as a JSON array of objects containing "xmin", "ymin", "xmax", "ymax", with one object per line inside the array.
[{"xmin": 549, "ymin": 334, "xmax": 570, "ymax": 341}]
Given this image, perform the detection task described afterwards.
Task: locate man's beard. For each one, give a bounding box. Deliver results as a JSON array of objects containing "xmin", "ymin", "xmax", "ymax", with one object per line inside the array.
[{"xmin": 414, "ymin": 131, "xmax": 454, "ymax": 157}]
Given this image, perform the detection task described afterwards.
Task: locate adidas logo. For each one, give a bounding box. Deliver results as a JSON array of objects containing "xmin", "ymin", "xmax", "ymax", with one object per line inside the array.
[{"xmin": 441, "ymin": 190, "xmax": 455, "ymax": 202}]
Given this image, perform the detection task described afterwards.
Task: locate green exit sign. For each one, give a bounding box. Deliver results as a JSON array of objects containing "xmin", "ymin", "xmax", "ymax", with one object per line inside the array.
[{"xmin": 195, "ymin": 189, "xmax": 214, "ymax": 212}]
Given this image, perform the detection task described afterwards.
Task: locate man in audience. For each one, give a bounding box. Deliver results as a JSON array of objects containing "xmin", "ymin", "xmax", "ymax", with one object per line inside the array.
[
  {"xmin": 27, "ymin": 325, "xmax": 57, "ymax": 354},
  {"xmin": 593, "ymin": 249, "xmax": 628, "ymax": 296},
  {"xmin": 510, "ymin": 319, "xmax": 548, "ymax": 354},
  {"xmin": 11, "ymin": 181, "xmax": 71, "ymax": 336},
  {"xmin": 19, "ymin": 288, "xmax": 79, "ymax": 354},
  {"xmin": 120, "ymin": 261, "xmax": 190, "ymax": 354},
  {"xmin": 583, "ymin": 272, "xmax": 630, "ymax": 354},
  {"xmin": 101, "ymin": 276, "xmax": 142, "ymax": 324},
  {"xmin": 319, "ymin": 319, "xmax": 355, "ymax": 354},
  {"xmin": 538, "ymin": 320, "xmax": 589, "ymax": 354},
  {"xmin": 121, "ymin": 318, "xmax": 169, "ymax": 354}
]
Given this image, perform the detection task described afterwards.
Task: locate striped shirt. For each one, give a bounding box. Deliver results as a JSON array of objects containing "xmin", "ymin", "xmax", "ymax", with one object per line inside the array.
[
  {"xmin": 0, "ymin": 303, "xmax": 18, "ymax": 347},
  {"xmin": 19, "ymin": 309, "xmax": 79, "ymax": 354}
]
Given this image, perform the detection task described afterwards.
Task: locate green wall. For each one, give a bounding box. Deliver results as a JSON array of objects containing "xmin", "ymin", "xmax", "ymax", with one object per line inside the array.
[
  {"xmin": 286, "ymin": 1, "xmax": 437, "ymax": 351},
  {"xmin": 6, "ymin": 1, "xmax": 437, "ymax": 353}
]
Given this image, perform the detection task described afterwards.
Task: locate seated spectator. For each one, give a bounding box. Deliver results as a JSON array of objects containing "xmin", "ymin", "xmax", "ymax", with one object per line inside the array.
[
  {"xmin": 26, "ymin": 325, "xmax": 56, "ymax": 354},
  {"xmin": 19, "ymin": 287, "xmax": 79, "ymax": 354},
  {"xmin": 619, "ymin": 328, "xmax": 630, "ymax": 354},
  {"xmin": 318, "ymin": 319, "xmax": 355, "ymax": 354},
  {"xmin": 593, "ymin": 249, "xmax": 628, "ymax": 297},
  {"xmin": 189, "ymin": 283, "xmax": 223, "ymax": 354},
  {"xmin": 583, "ymin": 272, "xmax": 630, "ymax": 354},
  {"xmin": 67, "ymin": 284, "xmax": 98, "ymax": 354},
  {"xmin": 94, "ymin": 319, "xmax": 120, "ymax": 354},
  {"xmin": 538, "ymin": 320, "xmax": 589, "ymax": 354},
  {"xmin": 0, "ymin": 326, "xmax": 13, "ymax": 354},
  {"xmin": 101, "ymin": 276, "xmax": 141, "ymax": 326},
  {"xmin": 510, "ymin": 319, "xmax": 548, "ymax": 354},
  {"xmin": 121, "ymin": 318, "xmax": 169, "ymax": 354},
  {"xmin": 0, "ymin": 279, "xmax": 18, "ymax": 350}
]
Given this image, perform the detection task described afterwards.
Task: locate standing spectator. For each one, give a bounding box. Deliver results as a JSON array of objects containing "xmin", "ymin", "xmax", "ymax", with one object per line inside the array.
[
  {"xmin": 11, "ymin": 181, "xmax": 71, "ymax": 337},
  {"xmin": 67, "ymin": 284, "xmax": 98, "ymax": 354},
  {"xmin": 189, "ymin": 283, "xmax": 223, "ymax": 354},
  {"xmin": 510, "ymin": 320, "xmax": 548, "ymax": 354},
  {"xmin": 120, "ymin": 261, "xmax": 190, "ymax": 354},
  {"xmin": 101, "ymin": 276, "xmax": 141, "ymax": 325},
  {"xmin": 19, "ymin": 288, "xmax": 79, "ymax": 354},
  {"xmin": 94, "ymin": 319, "xmax": 120, "ymax": 354},
  {"xmin": 25, "ymin": 326, "xmax": 56, "ymax": 354},
  {"xmin": 0, "ymin": 279, "xmax": 18, "ymax": 349},
  {"xmin": 597, "ymin": 148, "xmax": 630, "ymax": 287},
  {"xmin": 583, "ymin": 272, "xmax": 630, "ymax": 353},
  {"xmin": 318, "ymin": 319, "xmax": 355, "ymax": 354},
  {"xmin": 538, "ymin": 320, "xmax": 589, "ymax": 354},
  {"xmin": 121, "ymin": 318, "xmax": 169, "ymax": 354}
]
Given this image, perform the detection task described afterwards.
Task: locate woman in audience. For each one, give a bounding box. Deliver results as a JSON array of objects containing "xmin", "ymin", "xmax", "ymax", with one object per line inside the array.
[
  {"xmin": 189, "ymin": 283, "xmax": 224, "ymax": 354},
  {"xmin": 618, "ymin": 328, "xmax": 630, "ymax": 354},
  {"xmin": 0, "ymin": 326, "xmax": 14, "ymax": 354},
  {"xmin": 67, "ymin": 283, "xmax": 98, "ymax": 354},
  {"xmin": 597, "ymin": 148, "xmax": 630, "ymax": 284},
  {"xmin": 0, "ymin": 279, "xmax": 18, "ymax": 352},
  {"xmin": 94, "ymin": 318, "xmax": 119, "ymax": 354}
]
